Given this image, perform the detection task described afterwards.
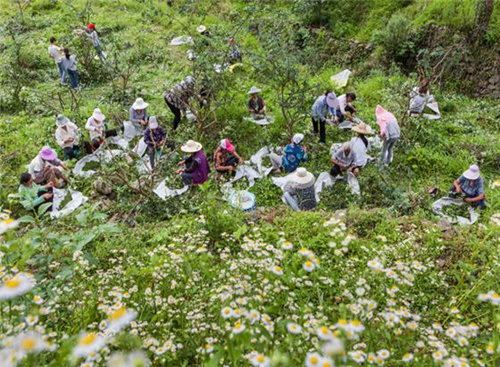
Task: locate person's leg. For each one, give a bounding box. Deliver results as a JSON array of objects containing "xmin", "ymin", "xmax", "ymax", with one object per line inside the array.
[
  {"xmin": 319, "ymin": 119, "xmax": 326, "ymax": 144},
  {"xmin": 225, "ymin": 155, "xmax": 238, "ymax": 167},
  {"xmin": 312, "ymin": 117, "xmax": 318, "ymax": 135},
  {"xmin": 181, "ymin": 172, "xmax": 193, "ymax": 186},
  {"xmin": 283, "ymin": 192, "xmax": 300, "ymax": 211},
  {"xmin": 387, "ymin": 138, "xmax": 397, "ymax": 164},
  {"xmin": 57, "ymin": 62, "xmax": 66, "ymax": 84},
  {"xmin": 345, "ymin": 105, "xmax": 355, "ymax": 114},
  {"xmin": 63, "ymin": 147, "xmax": 74, "ymax": 160},
  {"xmin": 269, "ymin": 153, "xmax": 282, "ymax": 170},
  {"xmin": 165, "ymin": 99, "xmax": 182, "ymax": 130},
  {"xmin": 380, "ymin": 139, "xmax": 389, "ymax": 164},
  {"xmin": 147, "ymin": 146, "xmax": 155, "ymax": 170},
  {"xmin": 104, "ymin": 129, "xmax": 118, "ymax": 138},
  {"xmin": 336, "ymin": 109, "xmax": 344, "ymax": 123},
  {"xmin": 70, "ymin": 70, "xmax": 79, "ymax": 88},
  {"xmin": 330, "ymin": 164, "xmax": 342, "ymax": 177}
]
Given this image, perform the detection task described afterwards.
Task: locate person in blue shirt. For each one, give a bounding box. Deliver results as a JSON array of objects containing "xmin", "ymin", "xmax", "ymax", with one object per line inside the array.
[
  {"xmin": 449, "ymin": 164, "xmax": 486, "ymax": 210},
  {"xmin": 269, "ymin": 133, "xmax": 308, "ymax": 173},
  {"xmin": 311, "ymin": 92, "xmax": 339, "ymax": 144}
]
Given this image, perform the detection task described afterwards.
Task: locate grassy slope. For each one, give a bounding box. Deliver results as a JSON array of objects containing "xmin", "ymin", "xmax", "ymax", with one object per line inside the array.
[{"xmin": 0, "ymin": 0, "xmax": 500, "ymax": 365}]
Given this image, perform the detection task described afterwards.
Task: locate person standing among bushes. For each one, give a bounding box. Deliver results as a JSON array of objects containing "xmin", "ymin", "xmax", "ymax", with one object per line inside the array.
[
  {"xmin": 213, "ymin": 138, "xmax": 243, "ymax": 176},
  {"xmin": 164, "ymin": 76, "xmax": 197, "ymax": 131},
  {"xmin": 61, "ymin": 48, "xmax": 79, "ymax": 89},
  {"xmin": 449, "ymin": 164, "xmax": 486, "ymax": 210},
  {"xmin": 269, "ymin": 133, "xmax": 308, "ymax": 173},
  {"xmin": 48, "ymin": 37, "xmax": 65, "ymax": 85},
  {"xmin": 86, "ymin": 23, "xmax": 106, "ymax": 62},
  {"xmin": 349, "ymin": 122, "xmax": 373, "ymax": 177},
  {"xmin": 175, "ymin": 140, "xmax": 210, "ymax": 186},
  {"xmin": 143, "ymin": 116, "xmax": 166, "ymax": 170},
  {"xmin": 18, "ymin": 173, "xmax": 53, "ymax": 211},
  {"xmin": 55, "ymin": 114, "xmax": 81, "ymax": 160},
  {"xmin": 85, "ymin": 108, "xmax": 117, "ymax": 152},
  {"xmin": 311, "ymin": 92, "xmax": 338, "ymax": 144},
  {"xmin": 376, "ymin": 105, "xmax": 400, "ymax": 165}
]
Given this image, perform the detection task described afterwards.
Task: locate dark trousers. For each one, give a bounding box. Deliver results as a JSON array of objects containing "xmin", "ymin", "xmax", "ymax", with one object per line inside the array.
[
  {"xmin": 84, "ymin": 129, "xmax": 118, "ymax": 153},
  {"xmin": 312, "ymin": 117, "xmax": 326, "ymax": 143},
  {"xmin": 165, "ymin": 98, "xmax": 182, "ymax": 130},
  {"xmin": 216, "ymin": 155, "xmax": 238, "ymax": 176},
  {"xmin": 63, "ymin": 145, "xmax": 80, "ymax": 160},
  {"xmin": 330, "ymin": 164, "xmax": 343, "ymax": 177},
  {"xmin": 147, "ymin": 146, "xmax": 160, "ymax": 170},
  {"xmin": 67, "ymin": 69, "xmax": 79, "ymax": 88},
  {"xmin": 335, "ymin": 109, "xmax": 345, "ymax": 123},
  {"xmin": 449, "ymin": 186, "xmax": 486, "ymax": 210}
]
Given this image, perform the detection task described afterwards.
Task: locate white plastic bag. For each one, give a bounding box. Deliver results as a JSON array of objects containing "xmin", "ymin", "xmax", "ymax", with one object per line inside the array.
[{"xmin": 331, "ymin": 69, "xmax": 351, "ymax": 87}]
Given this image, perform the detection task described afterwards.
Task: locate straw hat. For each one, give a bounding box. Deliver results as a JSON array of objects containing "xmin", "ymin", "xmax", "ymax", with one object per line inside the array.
[
  {"xmin": 132, "ymin": 98, "xmax": 148, "ymax": 110},
  {"xmin": 326, "ymin": 92, "xmax": 339, "ymax": 109},
  {"xmin": 352, "ymin": 122, "xmax": 374, "ymax": 135},
  {"xmin": 181, "ymin": 140, "xmax": 202, "ymax": 153},
  {"xmin": 39, "ymin": 146, "xmax": 57, "ymax": 161},
  {"xmin": 463, "ymin": 164, "xmax": 480, "ymax": 180},
  {"xmin": 248, "ymin": 86, "xmax": 261, "ymax": 95},
  {"xmin": 56, "ymin": 114, "xmax": 69, "ymax": 127},
  {"xmin": 196, "ymin": 25, "xmax": 207, "ymax": 33},
  {"xmin": 92, "ymin": 108, "xmax": 105, "ymax": 121},
  {"xmin": 148, "ymin": 116, "xmax": 158, "ymax": 129},
  {"xmin": 290, "ymin": 167, "xmax": 315, "ymax": 189}
]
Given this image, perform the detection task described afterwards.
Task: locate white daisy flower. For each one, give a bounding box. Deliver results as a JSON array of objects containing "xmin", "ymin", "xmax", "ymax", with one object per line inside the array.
[
  {"xmin": 25, "ymin": 315, "xmax": 38, "ymax": 326},
  {"xmin": 248, "ymin": 309, "xmax": 260, "ymax": 324},
  {"xmin": 232, "ymin": 321, "xmax": 246, "ymax": 335},
  {"xmin": 319, "ymin": 357, "xmax": 334, "ymax": 367},
  {"xmin": 378, "ymin": 349, "xmax": 390, "ymax": 359},
  {"xmin": 305, "ymin": 352, "xmax": 322, "ymax": 367},
  {"xmin": 286, "ymin": 322, "xmax": 302, "ymax": 334},
  {"xmin": 0, "ymin": 218, "xmax": 19, "ymax": 235},
  {"xmin": 251, "ymin": 353, "xmax": 270, "ymax": 367},
  {"xmin": 106, "ymin": 308, "xmax": 137, "ymax": 333},
  {"xmin": 12, "ymin": 332, "xmax": 49, "ymax": 356},
  {"xmin": 203, "ymin": 344, "xmax": 214, "ymax": 354},
  {"xmin": 72, "ymin": 332, "xmax": 106, "ymax": 358},
  {"xmin": 303, "ymin": 260, "xmax": 315, "ymax": 272},
  {"xmin": 322, "ymin": 337, "xmax": 344, "ymax": 356},
  {"xmin": 271, "ymin": 265, "xmax": 283, "ymax": 276},
  {"xmin": 108, "ymin": 350, "xmax": 150, "ymax": 367},
  {"xmin": 317, "ymin": 326, "xmax": 333, "ymax": 341},
  {"xmin": 402, "ymin": 353, "xmax": 413, "ymax": 362},
  {"xmin": 281, "ymin": 241, "xmax": 293, "ymax": 250},
  {"xmin": 0, "ymin": 273, "xmax": 34, "ymax": 300},
  {"xmin": 221, "ymin": 307, "xmax": 233, "ymax": 319},
  {"xmin": 32, "ymin": 295, "xmax": 44, "ymax": 305}
]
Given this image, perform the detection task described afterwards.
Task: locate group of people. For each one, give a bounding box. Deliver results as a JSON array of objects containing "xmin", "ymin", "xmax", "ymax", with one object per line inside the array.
[{"xmin": 24, "ymin": 25, "xmax": 485, "ymax": 216}]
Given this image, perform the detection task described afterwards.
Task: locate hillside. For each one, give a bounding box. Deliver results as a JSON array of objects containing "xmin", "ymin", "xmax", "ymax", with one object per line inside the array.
[{"xmin": 0, "ymin": 0, "xmax": 500, "ymax": 366}]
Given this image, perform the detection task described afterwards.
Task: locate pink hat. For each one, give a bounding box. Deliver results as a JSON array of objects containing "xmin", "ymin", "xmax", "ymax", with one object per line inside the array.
[
  {"xmin": 220, "ymin": 138, "xmax": 235, "ymax": 153},
  {"xmin": 375, "ymin": 105, "xmax": 396, "ymax": 135},
  {"xmin": 39, "ymin": 146, "xmax": 57, "ymax": 161}
]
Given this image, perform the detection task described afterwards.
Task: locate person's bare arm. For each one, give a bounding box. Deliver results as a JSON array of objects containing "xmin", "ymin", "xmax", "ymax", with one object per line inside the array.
[
  {"xmin": 453, "ymin": 179, "xmax": 462, "ymax": 193},
  {"xmin": 464, "ymin": 194, "xmax": 485, "ymax": 203}
]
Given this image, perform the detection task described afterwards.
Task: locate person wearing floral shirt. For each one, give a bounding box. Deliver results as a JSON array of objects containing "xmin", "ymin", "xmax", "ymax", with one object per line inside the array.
[
  {"xmin": 143, "ymin": 116, "xmax": 166, "ymax": 170},
  {"xmin": 269, "ymin": 133, "xmax": 308, "ymax": 173}
]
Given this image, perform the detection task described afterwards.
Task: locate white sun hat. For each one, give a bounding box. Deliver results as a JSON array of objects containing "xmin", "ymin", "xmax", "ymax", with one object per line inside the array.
[
  {"xmin": 229, "ymin": 190, "xmax": 256, "ymax": 212},
  {"xmin": 56, "ymin": 114, "xmax": 69, "ymax": 127},
  {"xmin": 326, "ymin": 92, "xmax": 339, "ymax": 109},
  {"xmin": 248, "ymin": 86, "xmax": 262, "ymax": 95},
  {"xmin": 181, "ymin": 140, "xmax": 202, "ymax": 153},
  {"xmin": 197, "ymin": 25, "xmax": 207, "ymax": 33},
  {"xmin": 92, "ymin": 108, "xmax": 105, "ymax": 121},
  {"xmin": 463, "ymin": 164, "xmax": 480, "ymax": 180},
  {"xmin": 132, "ymin": 98, "xmax": 148, "ymax": 110},
  {"xmin": 290, "ymin": 167, "xmax": 315, "ymax": 188},
  {"xmin": 292, "ymin": 133, "xmax": 304, "ymax": 144},
  {"xmin": 148, "ymin": 116, "xmax": 158, "ymax": 129}
]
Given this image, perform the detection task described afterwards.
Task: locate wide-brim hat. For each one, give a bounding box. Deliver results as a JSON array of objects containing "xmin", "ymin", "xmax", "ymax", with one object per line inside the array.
[
  {"xmin": 463, "ymin": 164, "xmax": 480, "ymax": 180},
  {"xmin": 39, "ymin": 146, "xmax": 57, "ymax": 161},
  {"xmin": 229, "ymin": 190, "xmax": 256, "ymax": 211},
  {"xmin": 248, "ymin": 86, "xmax": 261, "ymax": 95},
  {"xmin": 326, "ymin": 92, "xmax": 339, "ymax": 109},
  {"xmin": 181, "ymin": 140, "xmax": 202, "ymax": 153},
  {"xmin": 92, "ymin": 108, "xmax": 105, "ymax": 121},
  {"xmin": 352, "ymin": 122, "xmax": 374, "ymax": 135},
  {"xmin": 132, "ymin": 98, "xmax": 148, "ymax": 110},
  {"xmin": 56, "ymin": 114, "xmax": 69, "ymax": 127},
  {"xmin": 291, "ymin": 167, "xmax": 314, "ymax": 188},
  {"xmin": 197, "ymin": 25, "xmax": 207, "ymax": 33},
  {"xmin": 149, "ymin": 116, "xmax": 158, "ymax": 129}
]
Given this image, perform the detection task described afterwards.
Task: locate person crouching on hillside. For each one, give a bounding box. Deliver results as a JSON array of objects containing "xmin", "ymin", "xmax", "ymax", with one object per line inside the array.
[
  {"xmin": 175, "ymin": 140, "xmax": 210, "ymax": 186},
  {"xmin": 336, "ymin": 92, "xmax": 357, "ymax": 123},
  {"xmin": 85, "ymin": 108, "xmax": 117, "ymax": 153},
  {"xmin": 269, "ymin": 133, "xmax": 308, "ymax": 174},
  {"xmin": 28, "ymin": 146, "xmax": 69, "ymax": 187},
  {"xmin": 282, "ymin": 167, "xmax": 317, "ymax": 211},
  {"xmin": 214, "ymin": 138, "xmax": 243, "ymax": 176},
  {"xmin": 449, "ymin": 164, "xmax": 486, "ymax": 210},
  {"xmin": 247, "ymin": 86, "xmax": 266, "ymax": 118},
  {"xmin": 55, "ymin": 114, "xmax": 81, "ymax": 160},
  {"xmin": 18, "ymin": 173, "xmax": 53, "ymax": 212},
  {"xmin": 349, "ymin": 122, "xmax": 374, "ymax": 177}
]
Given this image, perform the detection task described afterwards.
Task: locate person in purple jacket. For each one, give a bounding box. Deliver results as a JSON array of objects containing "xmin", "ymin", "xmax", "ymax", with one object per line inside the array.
[{"xmin": 175, "ymin": 140, "xmax": 210, "ymax": 186}]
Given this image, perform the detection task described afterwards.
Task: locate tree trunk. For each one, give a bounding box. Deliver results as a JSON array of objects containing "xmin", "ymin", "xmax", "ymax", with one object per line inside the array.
[{"xmin": 475, "ymin": 0, "xmax": 494, "ymax": 43}]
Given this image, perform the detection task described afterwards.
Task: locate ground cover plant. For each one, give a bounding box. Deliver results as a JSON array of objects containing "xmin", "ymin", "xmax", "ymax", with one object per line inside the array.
[{"xmin": 0, "ymin": 0, "xmax": 500, "ymax": 366}]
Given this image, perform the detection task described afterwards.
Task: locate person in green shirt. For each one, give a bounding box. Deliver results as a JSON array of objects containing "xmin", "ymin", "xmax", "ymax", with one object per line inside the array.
[{"xmin": 18, "ymin": 173, "xmax": 53, "ymax": 211}]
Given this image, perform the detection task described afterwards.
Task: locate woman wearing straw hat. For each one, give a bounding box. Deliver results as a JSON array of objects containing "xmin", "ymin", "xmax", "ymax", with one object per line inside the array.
[
  {"xmin": 376, "ymin": 105, "xmax": 400, "ymax": 165},
  {"xmin": 247, "ymin": 86, "xmax": 266, "ymax": 118},
  {"xmin": 85, "ymin": 108, "xmax": 118, "ymax": 152},
  {"xmin": 175, "ymin": 140, "xmax": 210, "ymax": 186},
  {"xmin": 129, "ymin": 98, "xmax": 149, "ymax": 132},
  {"xmin": 28, "ymin": 146, "xmax": 69, "ymax": 186},
  {"xmin": 282, "ymin": 167, "xmax": 317, "ymax": 211},
  {"xmin": 350, "ymin": 122, "xmax": 373, "ymax": 177},
  {"xmin": 449, "ymin": 164, "xmax": 486, "ymax": 210},
  {"xmin": 55, "ymin": 114, "xmax": 81, "ymax": 160}
]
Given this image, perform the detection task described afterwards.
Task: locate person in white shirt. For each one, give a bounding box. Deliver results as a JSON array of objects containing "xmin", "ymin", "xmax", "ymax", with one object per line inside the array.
[
  {"xmin": 85, "ymin": 108, "xmax": 117, "ymax": 152},
  {"xmin": 61, "ymin": 48, "xmax": 79, "ymax": 89},
  {"xmin": 409, "ymin": 78, "xmax": 433, "ymax": 114},
  {"xmin": 349, "ymin": 122, "xmax": 373, "ymax": 176},
  {"xmin": 55, "ymin": 115, "xmax": 80, "ymax": 160},
  {"xmin": 48, "ymin": 37, "xmax": 65, "ymax": 85},
  {"xmin": 336, "ymin": 92, "xmax": 357, "ymax": 122}
]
